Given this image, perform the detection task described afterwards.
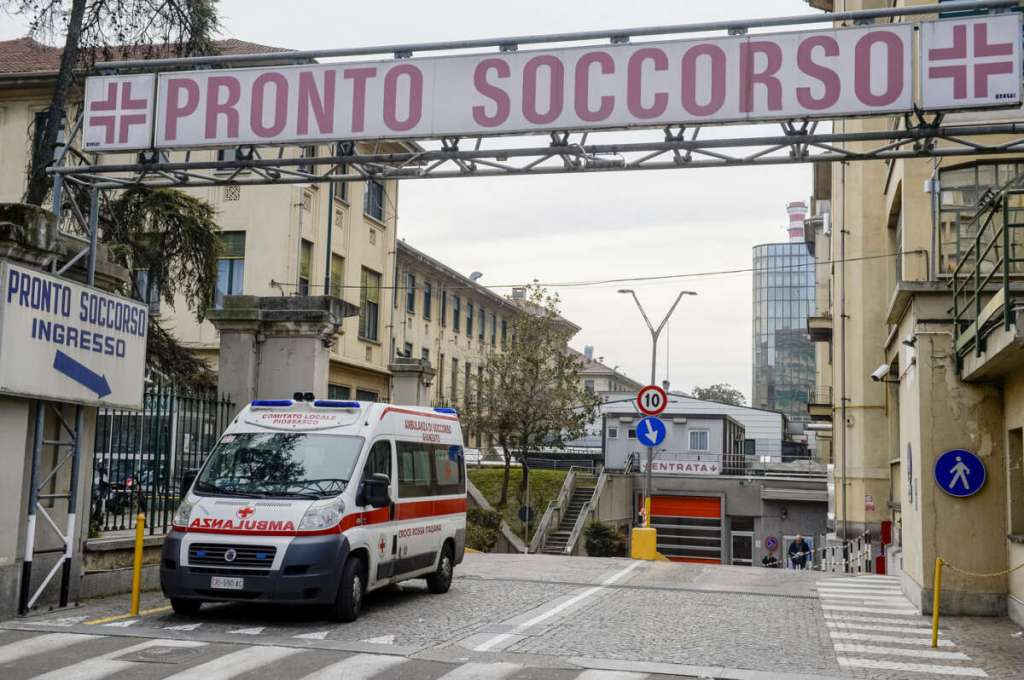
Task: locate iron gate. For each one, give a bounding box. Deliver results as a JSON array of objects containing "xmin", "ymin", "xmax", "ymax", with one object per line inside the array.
[{"xmin": 91, "ymin": 378, "xmax": 234, "ymax": 536}]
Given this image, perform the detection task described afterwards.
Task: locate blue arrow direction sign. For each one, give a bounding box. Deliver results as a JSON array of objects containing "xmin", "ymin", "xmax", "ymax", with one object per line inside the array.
[
  {"xmin": 53, "ymin": 350, "xmax": 112, "ymax": 398},
  {"xmin": 636, "ymin": 416, "xmax": 667, "ymax": 448},
  {"xmin": 934, "ymin": 449, "xmax": 986, "ymax": 498}
]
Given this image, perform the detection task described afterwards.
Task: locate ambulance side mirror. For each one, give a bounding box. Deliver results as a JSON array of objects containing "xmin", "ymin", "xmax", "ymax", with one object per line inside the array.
[
  {"xmin": 363, "ymin": 473, "xmax": 392, "ymax": 508},
  {"xmin": 179, "ymin": 468, "xmax": 199, "ymax": 499}
]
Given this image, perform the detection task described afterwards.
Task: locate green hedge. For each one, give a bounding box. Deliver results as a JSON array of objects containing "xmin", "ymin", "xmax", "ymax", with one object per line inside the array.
[{"xmin": 584, "ymin": 521, "xmax": 627, "ymax": 557}]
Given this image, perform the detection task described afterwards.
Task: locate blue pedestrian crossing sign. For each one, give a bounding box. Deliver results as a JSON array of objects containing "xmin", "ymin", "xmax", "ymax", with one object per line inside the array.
[
  {"xmin": 636, "ymin": 416, "xmax": 667, "ymax": 448},
  {"xmin": 934, "ymin": 449, "xmax": 986, "ymax": 498}
]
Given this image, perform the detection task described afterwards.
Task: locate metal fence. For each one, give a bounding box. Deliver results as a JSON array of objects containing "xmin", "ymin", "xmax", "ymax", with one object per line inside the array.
[{"xmin": 91, "ymin": 379, "xmax": 234, "ymax": 536}]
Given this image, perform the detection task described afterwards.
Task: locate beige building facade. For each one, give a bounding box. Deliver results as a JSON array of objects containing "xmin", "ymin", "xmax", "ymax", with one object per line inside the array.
[
  {"xmin": 0, "ymin": 38, "xmax": 401, "ymax": 402},
  {"xmin": 807, "ymin": 0, "xmax": 1024, "ymax": 624}
]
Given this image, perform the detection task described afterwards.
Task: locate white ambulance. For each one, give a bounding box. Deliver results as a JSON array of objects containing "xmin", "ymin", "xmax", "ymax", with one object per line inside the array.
[{"xmin": 161, "ymin": 397, "xmax": 467, "ymax": 622}]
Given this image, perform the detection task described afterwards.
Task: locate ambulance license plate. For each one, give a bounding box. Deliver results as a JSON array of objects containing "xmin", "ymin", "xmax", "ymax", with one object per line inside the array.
[{"xmin": 210, "ymin": 576, "xmax": 244, "ymax": 590}]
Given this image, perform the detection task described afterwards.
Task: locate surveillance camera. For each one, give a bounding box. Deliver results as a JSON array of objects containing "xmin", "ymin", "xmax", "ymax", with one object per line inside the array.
[{"xmin": 871, "ymin": 364, "xmax": 890, "ymax": 382}]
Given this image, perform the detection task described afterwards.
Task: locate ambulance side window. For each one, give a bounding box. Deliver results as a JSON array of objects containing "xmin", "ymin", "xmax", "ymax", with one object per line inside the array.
[
  {"xmin": 396, "ymin": 441, "xmax": 433, "ymax": 498},
  {"xmin": 363, "ymin": 440, "xmax": 392, "ymax": 482}
]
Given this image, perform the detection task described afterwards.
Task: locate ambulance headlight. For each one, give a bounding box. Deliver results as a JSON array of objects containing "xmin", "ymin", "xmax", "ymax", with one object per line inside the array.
[
  {"xmin": 173, "ymin": 498, "xmax": 195, "ymax": 528},
  {"xmin": 298, "ymin": 498, "xmax": 346, "ymax": 531}
]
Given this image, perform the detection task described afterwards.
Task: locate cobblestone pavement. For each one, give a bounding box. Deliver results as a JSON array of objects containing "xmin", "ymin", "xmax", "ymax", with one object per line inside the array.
[{"xmin": 2, "ymin": 554, "xmax": 1022, "ymax": 679}]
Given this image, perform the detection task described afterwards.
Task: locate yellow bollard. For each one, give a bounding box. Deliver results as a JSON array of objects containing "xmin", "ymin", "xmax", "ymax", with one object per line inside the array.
[
  {"xmin": 931, "ymin": 557, "xmax": 943, "ymax": 649},
  {"xmin": 631, "ymin": 527, "xmax": 658, "ymax": 560},
  {"xmin": 130, "ymin": 513, "xmax": 145, "ymax": 616}
]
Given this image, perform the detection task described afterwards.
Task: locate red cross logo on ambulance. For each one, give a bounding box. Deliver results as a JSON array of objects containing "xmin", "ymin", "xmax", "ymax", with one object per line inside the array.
[
  {"xmin": 378, "ymin": 536, "xmax": 387, "ymax": 556},
  {"xmin": 236, "ymin": 506, "xmax": 255, "ymax": 520}
]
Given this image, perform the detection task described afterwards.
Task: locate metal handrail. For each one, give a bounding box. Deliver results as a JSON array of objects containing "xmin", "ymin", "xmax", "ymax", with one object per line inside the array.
[
  {"xmin": 563, "ymin": 470, "xmax": 607, "ymax": 555},
  {"xmin": 950, "ymin": 188, "xmax": 1024, "ymax": 358},
  {"xmin": 528, "ymin": 468, "xmax": 576, "ymax": 553}
]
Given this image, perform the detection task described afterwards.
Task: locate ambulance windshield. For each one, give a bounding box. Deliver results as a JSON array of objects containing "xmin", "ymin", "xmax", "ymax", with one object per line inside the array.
[{"xmin": 194, "ymin": 433, "xmax": 364, "ymax": 499}]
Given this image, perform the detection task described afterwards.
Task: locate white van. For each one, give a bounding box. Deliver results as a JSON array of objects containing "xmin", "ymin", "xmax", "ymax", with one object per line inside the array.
[{"xmin": 161, "ymin": 398, "xmax": 467, "ymax": 621}]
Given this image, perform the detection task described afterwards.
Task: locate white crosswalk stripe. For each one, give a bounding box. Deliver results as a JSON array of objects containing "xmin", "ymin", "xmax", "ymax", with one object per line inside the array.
[
  {"xmin": 163, "ymin": 645, "xmax": 304, "ymax": 680},
  {"xmin": 838, "ymin": 657, "xmax": 989, "ymax": 677},
  {"xmin": 32, "ymin": 638, "xmax": 207, "ymax": 680},
  {"xmin": 829, "ymin": 631, "xmax": 955, "ymax": 647},
  {"xmin": 435, "ymin": 661, "xmax": 523, "ymax": 679},
  {"xmin": 575, "ymin": 671, "xmax": 650, "ymax": 680},
  {"xmin": 297, "ymin": 653, "xmax": 408, "ymax": 680},
  {"xmin": 0, "ymin": 632, "xmax": 102, "ymax": 664},
  {"xmin": 817, "ymin": 578, "xmax": 989, "ymax": 677}
]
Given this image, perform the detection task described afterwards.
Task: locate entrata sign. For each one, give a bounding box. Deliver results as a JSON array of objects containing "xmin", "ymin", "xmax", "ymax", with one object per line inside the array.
[
  {"xmin": 0, "ymin": 262, "xmax": 148, "ymax": 408},
  {"xmin": 82, "ymin": 14, "xmax": 1021, "ymax": 152}
]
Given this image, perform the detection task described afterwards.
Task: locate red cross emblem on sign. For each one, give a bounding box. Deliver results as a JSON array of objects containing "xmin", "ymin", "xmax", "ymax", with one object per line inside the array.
[
  {"xmin": 88, "ymin": 81, "xmax": 149, "ymax": 144},
  {"xmin": 927, "ymin": 21, "xmax": 1015, "ymax": 100},
  {"xmin": 236, "ymin": 506, "xmax": 255, "ymax": 519}
]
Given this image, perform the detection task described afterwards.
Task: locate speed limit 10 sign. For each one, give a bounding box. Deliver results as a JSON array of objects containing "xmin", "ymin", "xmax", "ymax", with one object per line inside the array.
[{"xmin": 637, "ymin": 384, "xmax": 667, "ymax": 416}]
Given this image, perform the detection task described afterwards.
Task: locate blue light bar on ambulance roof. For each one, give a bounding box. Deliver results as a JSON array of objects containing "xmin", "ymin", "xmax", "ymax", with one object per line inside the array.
[
  {"xmin": 434, "ymin": 407, "xmax": 458, "ymax": 415},
  {"xmin": 313, "ymin": 400, "xmax": 361, "ymax": 409},
  {"xmin": 251, "ymin": 399, "xmax": 293, "ymax": 408}
]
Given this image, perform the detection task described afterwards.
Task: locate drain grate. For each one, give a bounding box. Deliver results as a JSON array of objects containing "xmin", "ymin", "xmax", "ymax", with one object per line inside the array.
[{"xmin": 117, "ymin": 645, "xmax": 207, "ymax": 665}]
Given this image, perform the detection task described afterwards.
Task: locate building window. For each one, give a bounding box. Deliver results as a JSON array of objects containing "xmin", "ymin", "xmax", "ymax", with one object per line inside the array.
[
  {"xmin": 364, "ymin": 178, "xmax": 385, "ymax": 222},
  {"xmin": 490, "ymin": 312, "xmax": 497, "ymax": 346},
  {"xmin": 328, "ymin": 384, "xmax": 351, "ymax": 399},
  {"xmin": 359, "ymin": 268, "xmax": 381, "ymax": 341},
  {"xmin": 937, "ymin": 162, "xmax": 1024, "ymax": 275},
  {"xmin": 608, "ymin": 427, "xmax": 619, "ymax": 439},
  {"xmin": 438, "ymin": 353, "xmax": 445, "ymax": 397},
  {"xmin": 132, "ymin": 269, "xmax": 160, "ymax": 314},
  {"xmin": 216, "ymin": 147, "xmax": 241, "ymax": 162},
  {"xmin": 332, "ymin": 162, "xmax": 349, "ymax": 202},
  {"xmin": 441, "ymin": 291, "xmax": 448, "ymax": 327},
  {"xmin": 330, "ymin": 254, "xmax": 344, "ymax": 298},
  {"xmin": 214, "ymin": 231, "xmax": 246, "ymax": 309},
  {"xmin": 467, "ymin": 303, "xmax": 474, "ymax": 337},
  {"xmin": 356, "ymin": 388, "xmax": 379, "ymax": 402},
  {"xmin": 478, "ymin": 308, "xmax": 486, "ymax": 341},
  {"xmin": 298, "ymin": 239, "xmax": 313, "ymax": 296},
  {"xmin": 464, "ymin": 362, "xmax": 471, "ymax": 403},
  {"xmin": 627, "ymin": 428, "xmax": 637, "ymax": 439},
  {"xmin": 501, "ymin": 318, "xmax": 508, "ymax": 346},
  {"xmin": 584, "ymin": 379, "xmax": 595, "ymax": 393},
  {"xmin": 298, "ymin": 144, "xmax": 317, "ymax": 174},
  {"xmin": 452, "ymin": 295, "xmax": 461, "ymax": 332},
  {"xmin": 451, "ymin": 357, "xmax": 459, "ymax": 402},
  {"xmin": 405, "ymin": 272, "xmax": 416, "ymax": 313},
  {"xmin": 421, "ymin": 348, "xmax": 430, "ymax": 362},
  {"xmin": 402, "ymin": 342, "xmax": 413, "ymax": 358},
  {"xmin": 689, "ymin": 430, "xmax": 709, "ymax": 451},
  {"xmin": 423, "ymin": 282, "xmax": 432, "ymax": 320}
]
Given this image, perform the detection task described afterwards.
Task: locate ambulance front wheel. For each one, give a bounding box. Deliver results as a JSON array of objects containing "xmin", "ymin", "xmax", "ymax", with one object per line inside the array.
[
  {"xmin": 426, "ymin": 541, "xmax": 454, "ymax": 594},
  {"xmin": 330, "ymin": 555, "xmax": 365, "ymax": 622},
  {"xmin": 170, "ymin": 598, "xmax": 201, "ymax": 616}
]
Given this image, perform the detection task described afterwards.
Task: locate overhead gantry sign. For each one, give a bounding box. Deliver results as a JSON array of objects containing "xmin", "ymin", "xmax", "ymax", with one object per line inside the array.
[{"xmin": 50, "ymin": 1, "xmax": 1024, "ymax": 188}]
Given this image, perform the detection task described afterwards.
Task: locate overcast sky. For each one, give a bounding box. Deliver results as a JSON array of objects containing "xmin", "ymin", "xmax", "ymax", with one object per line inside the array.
[{"xmin": 1, "ymin": 1, "xmax": 822, "ymax": 403}]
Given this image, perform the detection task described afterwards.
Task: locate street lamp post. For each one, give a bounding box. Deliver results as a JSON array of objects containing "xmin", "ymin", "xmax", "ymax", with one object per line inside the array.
[{"xmin": 618, "ymin": 289, "xmax": 697, "ymax": 527}]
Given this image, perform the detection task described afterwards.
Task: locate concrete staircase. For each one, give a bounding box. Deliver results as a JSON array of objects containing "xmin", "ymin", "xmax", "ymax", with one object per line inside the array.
[{"xmin": 540, "ymin": 476, "xmax": 596, "ymax": 555}]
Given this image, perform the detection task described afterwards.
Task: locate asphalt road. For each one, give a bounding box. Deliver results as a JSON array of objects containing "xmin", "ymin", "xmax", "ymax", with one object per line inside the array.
[{"xmin": 2, "ymin": 554, "xmax": 1023, "ymax": 679}]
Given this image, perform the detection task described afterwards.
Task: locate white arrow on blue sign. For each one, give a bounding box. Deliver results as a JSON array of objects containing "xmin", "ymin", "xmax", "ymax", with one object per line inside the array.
[{"xmin": 636, "ymin": 416, "xmax": 667, "ymax": 448}]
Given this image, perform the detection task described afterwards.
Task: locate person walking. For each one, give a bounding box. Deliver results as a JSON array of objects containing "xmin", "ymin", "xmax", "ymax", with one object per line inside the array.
[{"xmin": 788, "ymin": 535, "xmax": 811, "ymax": 570}]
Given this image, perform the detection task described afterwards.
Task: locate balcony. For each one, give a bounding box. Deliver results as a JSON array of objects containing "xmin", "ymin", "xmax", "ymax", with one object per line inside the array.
[
  {"xmin": 807, "ymin": 386, "xmax": 833, "ymax": 421},
  {"xmin": 807, "ymin": 311, "xmax": 832, "ymax": 342},
  {"xmin": 951, "ymin": 189, "xmax": 1024, "ymax": 381}
]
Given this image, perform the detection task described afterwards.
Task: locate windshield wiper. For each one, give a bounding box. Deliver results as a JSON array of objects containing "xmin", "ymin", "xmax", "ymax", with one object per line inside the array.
[{"xmin": 193, "ymin": 481, "xmax": 266, "ymax": 498}]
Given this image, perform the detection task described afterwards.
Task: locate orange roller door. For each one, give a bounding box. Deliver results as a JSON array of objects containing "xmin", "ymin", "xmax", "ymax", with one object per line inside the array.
[
  {"xmin": 650, "ymin": 495, "xmax": 722, "ymax": 564},
  {"xmin": 650, "ymin": 495, "xmax": 720, "ymax": 519}
]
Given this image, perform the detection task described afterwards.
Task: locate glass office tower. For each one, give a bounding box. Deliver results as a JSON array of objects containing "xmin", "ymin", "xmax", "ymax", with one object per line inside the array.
[{"xmin": 752, "ymin": 202, "xmax": 815, "ymax": 427}]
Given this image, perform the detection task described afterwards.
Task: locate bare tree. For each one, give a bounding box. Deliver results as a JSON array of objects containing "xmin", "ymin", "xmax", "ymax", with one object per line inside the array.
[{"xmin": 463, "ymin": 285, "xmax": 601, "ymax": 505}]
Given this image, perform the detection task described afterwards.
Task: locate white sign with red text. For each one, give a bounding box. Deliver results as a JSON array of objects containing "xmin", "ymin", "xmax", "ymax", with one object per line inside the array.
[
  {"xmin": 641, "ymin": 459, "xmax": 722, "ymax": 475},
  {"xmin": 244, "ymin": 410, "xmax": 354, "ymax": 430},
  {"xmin": 81, "ymin": 15, "xmax": 1022, "ymax": 152}
]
